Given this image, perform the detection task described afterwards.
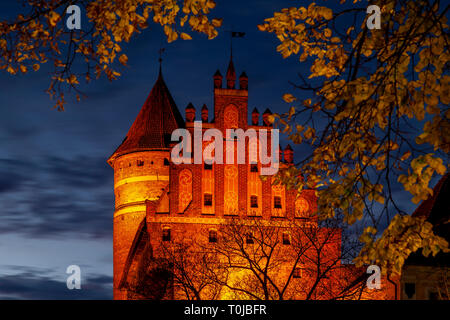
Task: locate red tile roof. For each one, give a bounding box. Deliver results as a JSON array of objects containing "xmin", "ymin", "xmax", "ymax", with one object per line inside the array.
[{"xmin": 108, "ymin": 70, "xmax": 184, "ymax": 163}]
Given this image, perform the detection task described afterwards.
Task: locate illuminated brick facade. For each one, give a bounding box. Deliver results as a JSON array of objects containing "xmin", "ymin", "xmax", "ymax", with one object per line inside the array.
[{"xmin": 108, "ymin": 59, "xmax": 397, "ymax": 300}]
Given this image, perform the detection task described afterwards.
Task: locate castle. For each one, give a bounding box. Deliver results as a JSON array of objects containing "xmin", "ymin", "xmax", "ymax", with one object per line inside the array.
[{"xmin": 107, "ymin": 57, "xmax": 396, "ymax": 300}]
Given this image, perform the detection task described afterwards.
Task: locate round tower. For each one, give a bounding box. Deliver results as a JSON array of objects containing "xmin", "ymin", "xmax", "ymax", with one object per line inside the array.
[{"xmin": 108, "ymin": 70, "xmax": 184, "ymax": 299}]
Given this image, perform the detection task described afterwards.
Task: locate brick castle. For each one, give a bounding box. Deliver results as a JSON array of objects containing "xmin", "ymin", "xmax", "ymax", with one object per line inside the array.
[{"xmin": 107, "ymin": 57, "xmax": 396, "ymax": 300}]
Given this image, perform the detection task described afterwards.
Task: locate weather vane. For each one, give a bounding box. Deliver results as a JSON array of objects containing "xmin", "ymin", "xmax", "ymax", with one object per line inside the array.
[
  {"xmin": 158, "ymin": 47, "xmax": 166, "ymax": 67},
  {"xmin": 227, "ymin": 30, "xmax": 245, "ymax": 58}
]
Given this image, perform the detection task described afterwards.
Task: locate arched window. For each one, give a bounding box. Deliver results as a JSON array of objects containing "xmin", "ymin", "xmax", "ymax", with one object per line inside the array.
[
  {"xmin": 293, "ymin": 267, "xmax": 303, "ymax": 278},
  {"xmin": 209, "ymin": 229, "xmax": 218, "ymax": 243},
  {"xmin": 162, "ymin": 227, "xmax": 171, "ymax": 242},
  {"xmin": 282, "ymin": 232, "xmax": 291, "ymax": 245},
  {"xmin": 223, "ymin": 104, "xmax": 239, "ymax": 129},
  {"xmin": 295, "ymin": 197, "xmax": 310, "ymax": 218},
  {"xmin": 202, "ymin": 141, "xmax": 215, "ymax": 214},
  {"xmin": 271, "ymin": 178, "xmax": 286, "ymax": 217},
  {"xmin": 178, "ymin": 169, "xmax": 192, "ymax": 213}
]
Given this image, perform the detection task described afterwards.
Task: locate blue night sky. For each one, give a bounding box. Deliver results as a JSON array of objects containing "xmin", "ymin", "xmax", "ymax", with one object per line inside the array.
[{"xmin": 0, "ymin": 0, "xmax": 441, "ymax": 299}]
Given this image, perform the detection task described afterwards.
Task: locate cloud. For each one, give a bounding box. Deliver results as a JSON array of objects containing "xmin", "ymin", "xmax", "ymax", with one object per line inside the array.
[
  {"xmin": 0, "ymin": 267, "xmax": 112, "ymax": 299},
  {"xmin": 0, "ymin": 155, "xmax": 114, "ymax": 239}
]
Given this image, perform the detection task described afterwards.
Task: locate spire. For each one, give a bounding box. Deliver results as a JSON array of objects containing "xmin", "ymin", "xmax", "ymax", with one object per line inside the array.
[
  {"xmin": 108, "ymin": 70, "xmax": 184, "ymax": 164},
  {"xmin": 226, "ymin": 56, "xmax": 236, "ymax": 89}
]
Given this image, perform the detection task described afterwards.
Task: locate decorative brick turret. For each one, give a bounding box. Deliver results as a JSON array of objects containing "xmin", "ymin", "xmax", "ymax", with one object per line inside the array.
[
  {"xmin": 239, "ymin": 72, "xmax": 248, "ymax": 90},
  {"xmin": 262, "ymin": 108, "xmax": 272, "ymax": 126},
  {"xmin": 107, "ymin": 68, "xmax": 183, "ymax": 300},
  {"xmin": 185, "ymin": 102, "xmax": 196, "ymax": 122},
  {"xmin": 201, "ymin": 104, "xmax": 208, "ymax": 123},
  {"xmin": 251, "ymin": 107, "xmax": 259, "ymax": 125},
  {"xmin": 284, "ymin": 144, "xmax": 294, "ymax": 164},
  {"xmin": 213, "ymin": 70, "xmax": 222, "ymax": 89}
]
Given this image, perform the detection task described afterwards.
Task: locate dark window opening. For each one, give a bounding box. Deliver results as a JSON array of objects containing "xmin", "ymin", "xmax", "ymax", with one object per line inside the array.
[
  {"xmin": 137, "ymin": 160, "xmax": 144, "ymax": 167},
  {"xmin": 245, "ymin": 233, "xmax": 254, "ymax": 244},
  {"xmin": 293, "ymin": 268, "xmax": 302, "ymax": 278},
  {"xmin": 405, "ymin": 283, "xmax": 415, "ymax": 299},
  {"xmin": 274, "ymin": 196, "xmax": 282, "ymax": 209},
  {"xmin": 250, "ymin": 196, "xmax": 258, "ymax": 208},
  {"xmin": 204, "ymin": 163, "xmax": 213, "ymax": 170},
  {"xmin": 282, "ymin": 233, "xmax": 291, "ymax": 245},
  {"xmin": 204, "ymin": 194, "xmax": 213, "ymax": 206},
  {"xmin": 429, "ymin": 292, "xmax": 439, "ymax": 300},
  {"xmin": 250, "ymin": 164, "xmax": 258, "ymax": 173},
  {"xmin": 209, "ymin": 230, "xmax": 218, "ymax": 243},
  {"xmin": 164, "ymin": 158, "xmax": 170, "ymax": 166},
  {"xmin": 162, "ymin": 228, "xmax": 171, "ymax": 242}
]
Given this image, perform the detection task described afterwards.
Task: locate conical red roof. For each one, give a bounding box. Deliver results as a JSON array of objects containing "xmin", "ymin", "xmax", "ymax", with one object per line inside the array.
[{"xmin": 108, "ymin": 71, "xmax": 184, "ymax": 163}]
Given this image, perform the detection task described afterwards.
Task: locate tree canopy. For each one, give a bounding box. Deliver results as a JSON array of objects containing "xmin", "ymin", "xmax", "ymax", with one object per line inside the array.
[{"xmin": 1, "ymin": 0, "xmax": 448, "ymax": 278}]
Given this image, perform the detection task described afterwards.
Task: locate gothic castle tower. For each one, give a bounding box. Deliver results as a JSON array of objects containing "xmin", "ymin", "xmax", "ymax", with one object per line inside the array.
[
  {"xmin": 108, "ymin": 57, "xmax": 324, "ymax": 300},
  {"xmin": 107, "ymin": 69, "xmax": 184, "ymax": 299}
]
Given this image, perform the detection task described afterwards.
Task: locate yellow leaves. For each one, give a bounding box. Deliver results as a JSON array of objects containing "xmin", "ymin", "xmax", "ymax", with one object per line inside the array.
[
  {"xmin": 163, "ymin": 25, "xmax": 178, "ymax": 43},
  {"xmin": 48, "ymin": 11, "xmax": 60, "ymax": 27},
  {"xmin": 330, "ymin": 36, "xmax": 340, "ymax": 43},
  {"xmin": 68, "ymin": 74, "xmax": 79, "ymax": 85},
  {"xmin": 303, "ymin": 126, "xmax": 315, "ymax": 140},
  {"xmin": 282, "ymin": 93, "xmax": 297, "ymax": 103},
  {"xmin": 321, "ymin": 7, "xmax": 333, "ymax": 20},
  {"xmin": 355, "ymin": 214, "xmax": 449, "ymax": 275},
  {"xmin": 119, "ymin": 54, "xmax": 128, "ymax": 66},
  {"xmin": 400, "ymin": 151, "xmax": 411, "ymax": 161},
  {"xmin": 398, "ymin": 154, "xmax": 447, "ymax": 204},
  {"xmin": 211, "ymin": 18, "xmax": 223, "ymax": 27},
  {"xmin": 323, "ymin": 28, "xmax": 332, "ymax": 38},
  {"xmin": 288, "ymin": 106, "xmax": 296, "ymax": 120},
  {"xmin": 180, "ymin": 32, "xmax": 192, "ymax": 40},
  {"xmin": 19, "ymin": 65, "xmax": 27, "ymax": 73}
]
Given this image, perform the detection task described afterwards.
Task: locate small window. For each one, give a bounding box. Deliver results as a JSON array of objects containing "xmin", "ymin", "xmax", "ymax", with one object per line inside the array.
[
  {"xmin": 250, "ymin": 195, "xmax": 258, "ymax": 208},
  {"xmin": 209, "ymin": 230, "xmax": 218, "ymax": 243},
  {"xmin": 164, "ymin": 158, "xmax": 170, "ymax": 166},
  {"xmin": 204, "ymin": 163, "xmax": 213, "ymax": 170},
  {"xmin": 293, "ymin": 267, "xmax": 302, "ymax": 278},
  {"xmin": 250, "ymin": 164, "xmax": 258, "ymax": 173},
  {"xmin": 204, "ymin": 193, "xmax": 213, "ymax": 206},
  {"xmin": 245, "ymin": 233, "xmax": 254, "ymax": 244},
  {"xmin": 137, "ymin": 160, "xmax": 144, "ymax": 167},
  {"xmin": 282, "ymin": 233, "xmax": 291, "ymax": 245},
  {"xmin": 429, "ymin": 291, "xmax": 439, "ymax": 300},
  {"xmin": 162, "ymin": 228, "xmax": 171, "ymax": 242},
  {"xmin": 274, "ymin": 196, "xmax": 282, "ymax": 209},
  {"xmin": 405, "ymin": 283, "xmax": 415, "ymax": 299}
]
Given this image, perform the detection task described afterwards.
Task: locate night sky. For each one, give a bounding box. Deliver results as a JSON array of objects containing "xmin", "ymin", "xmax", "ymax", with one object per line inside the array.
[{"xmin": 0, "ymin": 0, "xmax": 439, "ymax": 299}]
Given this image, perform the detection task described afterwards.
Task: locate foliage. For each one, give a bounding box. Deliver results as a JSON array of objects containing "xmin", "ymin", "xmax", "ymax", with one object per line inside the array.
[
  {"xmin": 258, "ymin": 0, "xmax": 449, "ymax": 275},
  {"xmin": 0, "ymin": 0, "xmax": 222, "ymax": 109}
]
